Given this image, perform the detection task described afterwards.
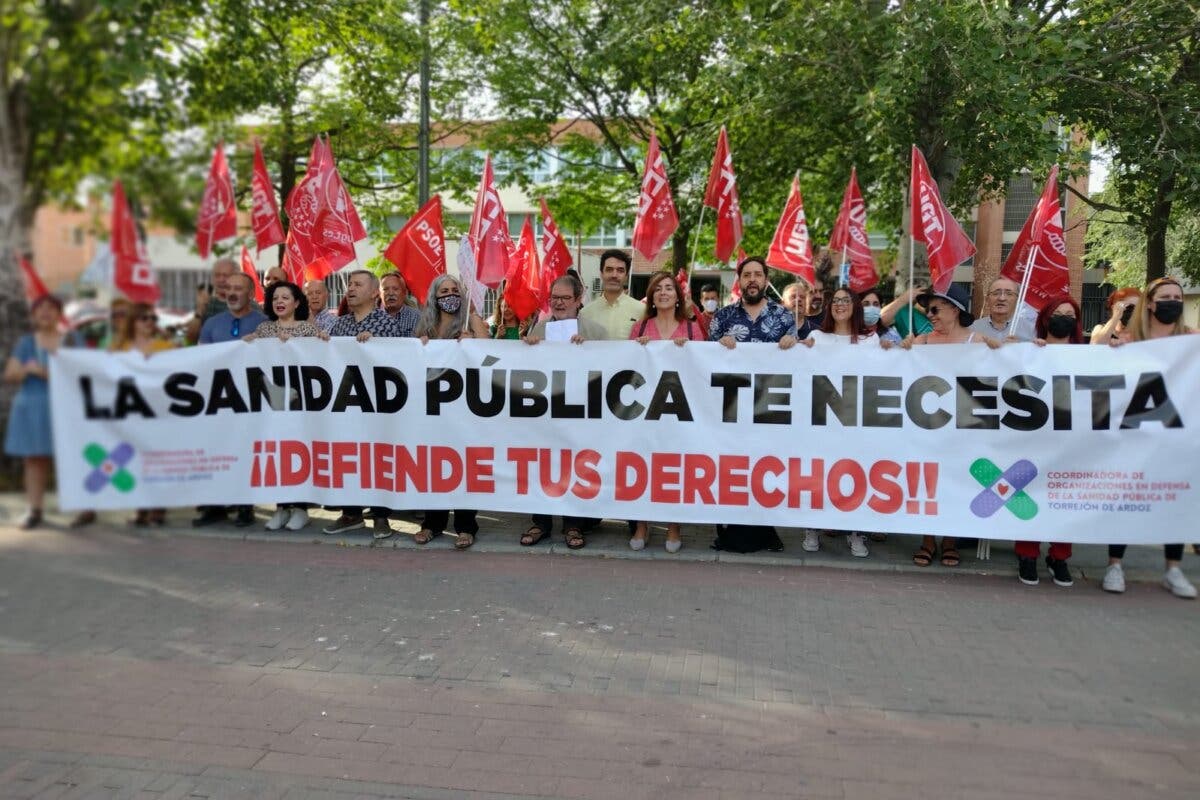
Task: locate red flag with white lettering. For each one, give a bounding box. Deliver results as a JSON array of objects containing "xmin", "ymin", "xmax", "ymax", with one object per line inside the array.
[
  {"xmin": 703, "ymin": 127, "xmax": 743, "ymax": 262},
  {"xmin": 1000, "ymin": 165, "xmax": 1069, "ymax": 311},
  {"xmin": 910, "ymin": 146, "xmax": 975, "ymax": 293},
  {"xmin": 829, "ymin": 168, "xmax": 878, "ymax": 292},
  {"xmin": 383, "ymin": 195, "xmax": 446, "ymax": 306},
  {"xmin": 283, "ymin": 138, "xmax": 325, "ymax": 281},
  {"xmin": 765, "ymin": 173, "xmax": 815, "ymax": 284},
  {"xmin": 468, "ymin": 154, "xmax": 512, "ymax": 288},
  {"xmin": 110, "ymin": 181, "xmax": 160, "ymax": 304},
  {"xmin": 196, "ymin": 144, "xmax": 238, "ymax": 259},
  {"xmin": 240, "ymin": 246, "xmax": 265, "ymax": 304},
  {"xmin": 17, "ymin": 254, "xmax": 51, "ymax": 304},
  {"xmin": 251, "ymin": 140, "xmax": 285, "ymax": 253},
  {"xmin": 504, "ymin": 217, "xmax": 542, "ymax": 322},
  {"xmin": 632, "ymin": 134, "xmax": 679, "ymax": 261},
  {"xmin": 538, "ymin": 198, "xmax": 572, "ymax": 313},
  {"xmin": 310, "ymin": 139, "xmax": 365, "ymax": 273}
]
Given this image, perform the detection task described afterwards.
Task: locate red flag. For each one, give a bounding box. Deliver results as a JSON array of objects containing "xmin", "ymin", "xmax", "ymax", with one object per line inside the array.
[
  {"xmin": 322, "ymin": 138, "xmax": 367, "ymax": 241},
  {"xmin": 765, "ymin": 173, "xmax": 815, "ymax": 284},
  {"xmin": 829, "ymin": 168, "xmax": 878, "ymax": 292},
  {"xmin": 251, "ymin": 140, "xmax": 285, "ymax": 253},
  {"xmin": 110, "ymin": 181, "xmax": 160, "ymax": 304},
  {"xmin": 239, "ymin": 246, "xmax": 265, "ymax": 304},
  {"xmin": 632, "ymin": 134, "xmax": 679, "ymax": 261},
  {"xmin": 383, "ymin": 195, "xmax": 446, "ymax": 306},
  {"xmin": 703, "ymin": 127, "xmax": 743, "ymax": 262},
  {"xmin": 675, "ymin": 267, "xmax": 690, "ymax": 303},
  {"xmin": 18, "ymin": 254, "xmax": 51, "ymax": 304},
  {"xmin": 538, "ymin": 198, "xmax": 572, "ymax": 312},
  {"xmin": 910, "ymin": 146, "xmax": 975, "ymax": 293},
  {"xmin": 468, "ymin": 154, "xmax": 512, "ymax": 288},
  {"xmin": 1000, "ymin": 166, "xmax": 1069, "ymax": 311},
  {"xmin": 196, "ymin": 143, "xmax": 238, "ymax": 259},
  {"xmin": 503, "ymin": 217, "xmax": 542, "ymax": 322},
  {"xmin": 283, "ymin": 138, "xmax": 325, "ymax": 280},
  {"xmin": 310, "ymin": 142, "xmax": 365, "ymax": 272}
]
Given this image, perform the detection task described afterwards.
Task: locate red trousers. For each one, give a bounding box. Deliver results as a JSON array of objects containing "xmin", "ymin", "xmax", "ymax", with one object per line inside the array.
[{"xmin": 1015, "ymin": 540, "xmax": 1072, "ymax": 560}]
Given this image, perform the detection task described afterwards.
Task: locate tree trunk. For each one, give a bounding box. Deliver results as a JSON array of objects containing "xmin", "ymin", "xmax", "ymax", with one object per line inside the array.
[
  {"xmin": 671, "ymin": 227, "xmax": 690, "ymax": 274},
  {"xmin": 1145, "ymin": 171, "xmax": 1175, "ymax": 281}
]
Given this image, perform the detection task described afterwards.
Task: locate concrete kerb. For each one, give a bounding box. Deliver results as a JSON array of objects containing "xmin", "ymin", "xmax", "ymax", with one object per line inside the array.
[{"xmin": 0, "ymin": 492, "xmax": 1191, "ymax": 586}]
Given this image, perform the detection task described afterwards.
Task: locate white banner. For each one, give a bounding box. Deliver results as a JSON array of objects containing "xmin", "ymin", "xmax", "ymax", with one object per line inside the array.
[{"xmin": 50, "ymin": 337, "xmax": 1200, "ymax": 543}]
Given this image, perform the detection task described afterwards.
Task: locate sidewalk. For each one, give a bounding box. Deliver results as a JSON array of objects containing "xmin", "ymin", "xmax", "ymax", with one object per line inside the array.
[{"xmin": 3, "ymin": 492, "xmax": 1188, "ymax": 586}]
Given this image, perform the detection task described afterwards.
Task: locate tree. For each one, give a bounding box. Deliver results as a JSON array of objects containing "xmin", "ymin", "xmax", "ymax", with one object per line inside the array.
[{"xmin": 1058, "ymin": 0, "xmax": 1200, "ymax": 280}]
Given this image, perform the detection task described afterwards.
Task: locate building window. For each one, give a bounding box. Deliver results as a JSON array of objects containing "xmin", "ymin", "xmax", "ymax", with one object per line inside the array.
[{"xmin": 1004, "ymin": 174, "xmax": 1036, "ymax": 231}]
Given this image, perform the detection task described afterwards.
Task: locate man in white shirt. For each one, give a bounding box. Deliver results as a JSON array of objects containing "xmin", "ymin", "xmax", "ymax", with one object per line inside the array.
[
  {"xmin": 578, "ymin": 249, "xmax": 644, "ymax": 341},
  {"xmin": 969, "ymin": 277, "xmax": 1036, "ymax": 342}
]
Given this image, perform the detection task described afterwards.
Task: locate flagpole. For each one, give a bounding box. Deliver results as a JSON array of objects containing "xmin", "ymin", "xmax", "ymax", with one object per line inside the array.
[
  {"xmin": 688, "ymin": 204, "xmax": 707, "ymax": 270},
  {"xmin": 840, "ymin": 244, "xmax": 849, "ymax": 289},
  {"xmin": 1010, "ymin": 245, "xmax": 1038, "ymax": 338},
  {"xmin": 907, "ymin": 234, "xmax": 915, "ymax": 338}
]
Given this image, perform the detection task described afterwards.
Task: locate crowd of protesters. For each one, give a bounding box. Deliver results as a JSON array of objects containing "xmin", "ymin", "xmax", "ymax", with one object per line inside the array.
[{"xmin": 5, "ymin": 251, "xmax": 1198, "ymax": 598}]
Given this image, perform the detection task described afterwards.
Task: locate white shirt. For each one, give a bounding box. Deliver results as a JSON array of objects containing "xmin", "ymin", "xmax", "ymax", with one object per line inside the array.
[{"xmin": 807, "ymin": 330, "xmax": 878, "ymax": 346}]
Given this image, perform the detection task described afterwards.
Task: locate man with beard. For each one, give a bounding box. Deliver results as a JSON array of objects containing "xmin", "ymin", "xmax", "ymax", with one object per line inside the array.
[
  {"xmin": 707, "ymin": 256, "xmax": 804, "ymax": 554},
  {"xmin": 970, "ymin": 276, "xmax": 1036, "ymax": 342}
]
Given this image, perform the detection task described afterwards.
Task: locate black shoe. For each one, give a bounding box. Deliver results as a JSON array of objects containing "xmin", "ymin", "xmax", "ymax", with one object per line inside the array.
[
  {"xmin": 1046, "ymin": 556, "xmax": 1074, "ymax": 587},
  {"xmin": 1017, "ymin": 556, "xmax": 1039, "ymax": 586},
  {"xmin": 192, "ymin": 508, "xmax": 227, "ymax": 527},
  {"xmin": 233, "ymin": 507, "xmax": 255, "ymax": 527}
]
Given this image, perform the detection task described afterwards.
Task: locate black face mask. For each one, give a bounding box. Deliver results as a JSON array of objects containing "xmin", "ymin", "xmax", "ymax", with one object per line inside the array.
[
  {"xmin": 1047, "ymin": 314, "xmax": 1076, "ymax": 339},
  {"xmin": 1120, "ymin": 304, "xmax": 1135, "ymax": 325},
  {"xmin": 1152, "ymin": 300, "xmax": 1184, "ymax": 325}
]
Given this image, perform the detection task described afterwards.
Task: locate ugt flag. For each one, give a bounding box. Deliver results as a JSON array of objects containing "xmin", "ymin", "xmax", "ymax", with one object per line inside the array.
[
  {"xmin": 1000, "ymin": 166, "xmax": 1070, "ymax": 311},
  {"xmin": 196, "ymin": 143, "xmax": 238, "ymax": 259},
  {"xmin": 765, "ymin": 172, "xmax": 815, "ymax": 284},
  {"xmin": 910, "ymin": 146, "xmax": 975, "ymax": 293},
  {"xmin": 703, "ymin": 126, "xmax": 743, "ymax": 262},
  {"xmin": 829, "ymin": 167, "xmax": 878, "ymax": 292}
]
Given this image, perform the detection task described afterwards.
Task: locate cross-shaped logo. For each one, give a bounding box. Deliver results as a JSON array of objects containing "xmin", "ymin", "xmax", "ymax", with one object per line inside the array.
[
  {"xmin": 969, "ymin": 458, "xmax": 1037, "ymax": 520},
  {"xmin": 83, "ymin": 442, "xmax": 136, "ymax": 494}
]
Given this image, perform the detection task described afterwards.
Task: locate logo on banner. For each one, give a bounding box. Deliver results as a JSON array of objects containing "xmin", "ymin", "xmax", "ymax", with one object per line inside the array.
[
  {"xmin": 83, "ymin": 442, "xmax": 136, "ymax": 494},
  {"xmin": 969, "ymin": 458, "xmax": 1037, "ymax": 520}
]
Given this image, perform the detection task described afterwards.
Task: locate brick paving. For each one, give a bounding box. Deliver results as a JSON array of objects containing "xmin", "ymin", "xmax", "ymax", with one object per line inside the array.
[{"xmin": 1, "ymin": 510, "xmax": 1198, "ymax": 799}]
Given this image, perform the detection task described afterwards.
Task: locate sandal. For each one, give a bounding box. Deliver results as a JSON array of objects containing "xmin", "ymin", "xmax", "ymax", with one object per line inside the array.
[
  {"xmin": 414, "ymin": 529, "xmax": 439, "ymax": 545},
  {"xmin": 520, "ymin": 525, "xmax": 548, "ymax": 546},
  {"xmin": 565, "ymin": 528, "xmax": 586, "ymax": 550},
  {"xmin": 940, "ymin": 547, "xmax": 961, "ymax": 567},
  {"xmin": 912, "ymin": 544, "xmax": 935, "ymax": 567},
  {"xmin": 454, "ymin": 532, "xmax": 475, "ymax": 550}
]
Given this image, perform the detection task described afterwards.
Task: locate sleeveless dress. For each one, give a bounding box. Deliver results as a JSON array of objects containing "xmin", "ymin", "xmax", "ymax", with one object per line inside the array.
[{"xmin": 4, "ymin": 333, "xmax": 80, "ymax": 457}]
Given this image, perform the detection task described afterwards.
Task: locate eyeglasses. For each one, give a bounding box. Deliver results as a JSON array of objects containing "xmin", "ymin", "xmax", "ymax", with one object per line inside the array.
[
  {"xmin": 830, "ymin": 297, "xmax": 852, "ymax": 306},
  {"xmin": 550, "ymin": 294, "xmax": 576, "ymax": 303},
  {"xmin": 231, "ymin": 318, "xmax": 241, "ymax": 338},
  {"xmin": 989, "ymin": 289, "xmax": 1017, "ymax": 298}
]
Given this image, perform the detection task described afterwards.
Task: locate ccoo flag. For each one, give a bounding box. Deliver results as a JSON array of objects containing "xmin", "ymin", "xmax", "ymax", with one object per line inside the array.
[
  {"xmin": 1000, "ymin": 165, "xmax": 1070, "ymax": 311},
  {"xmin": 910, "ymin": 146, "xmax": 975, "ymax": 293},
  {"xmin": 703, "ymin": 126, "xmax": 744, "ymax": 262},
  {"xmin": 632, "ymin": 134, "xmax": 679, "ymax": 262},
  {"xmin": 383, "ymin": 195, "xmax": 447, "ymax": 305},
  {"xmin": 765, "ymin": 172, "xmax": 815, "ymax": 284},
  {"xmin": 111, "ymin": 181, "xmax": 160, "ymax": 304}
]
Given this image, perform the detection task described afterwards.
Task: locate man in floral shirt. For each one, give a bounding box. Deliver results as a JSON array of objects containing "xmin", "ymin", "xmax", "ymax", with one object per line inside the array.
[{"xmin": 708, "ymin": 256, "xmax": 802, "ymax": 349}]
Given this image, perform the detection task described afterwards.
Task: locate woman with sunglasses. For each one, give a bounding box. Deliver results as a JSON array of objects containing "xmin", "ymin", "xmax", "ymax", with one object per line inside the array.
[
  {"xmin": 902, "ymin": 285, "xmax": 998, "ymax": 567},
  {"xmin": 1104, "ymin": 277, "xmax": 1197, "ymax": 598},
  {"xmin": 110, "ymin": 303, "xmax": 175, "ymax": 525},
  {"xmin": 412, "ymin": 275, "xmax": 489, "ymax": 549},
  {"xmin": 244, "ymin": 281, "xmax": 324, "ymax": 531}
]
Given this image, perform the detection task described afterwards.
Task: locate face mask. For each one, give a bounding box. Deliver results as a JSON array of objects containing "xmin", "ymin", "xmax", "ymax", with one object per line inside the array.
[
  {"xmin": 1120, "ymin": 304, "xmax": 1135, "ymax": 326},
  {"xmin": 1152, "ymin": 300, "xmax": 1183, "ymax": 325},
  {"xmin": 436, "ymin": 295, "xmax": 462, "ymax": 314},
  {"xmin": 862, "ymin": 307, "xmax": 881, "ymax": 326},
  {"xmin": 1047, "ymin": 314, "xmax": 1076, "ymax": 338},
  {"xmin": 703, "ymin": 299, "xmax": 718, "ymax": 313}
]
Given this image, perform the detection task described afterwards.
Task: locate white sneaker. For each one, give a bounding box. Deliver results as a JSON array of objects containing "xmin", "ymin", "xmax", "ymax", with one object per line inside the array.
[
  {"xmin": 264, "ymin": 508, "xmax": 289, "ymax": 531},
  {"xmin": 1163, "ymin": 567, "xmax": 1197, "ymax": 599},
  {"xmin": 847, "ymin": 533, "xmax": 869, "ymax": 558},
  {"xmin": 802, "ymin": 531, "xmax": 820, "ymax": 552},
  {"xmin": 629, "ymin": 536, "xmax": 646, "ymax": 551},
  {"xmin": 285, "ymin": 508, "xmax": 309, "ymax": 531},
  {"xmin": 664, "ymin": 539, "xmax": 681, "ymax": 554},
  {"xmin": 1102, "ymin": 563, "xmax": 1126, "ymax": 594}
]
